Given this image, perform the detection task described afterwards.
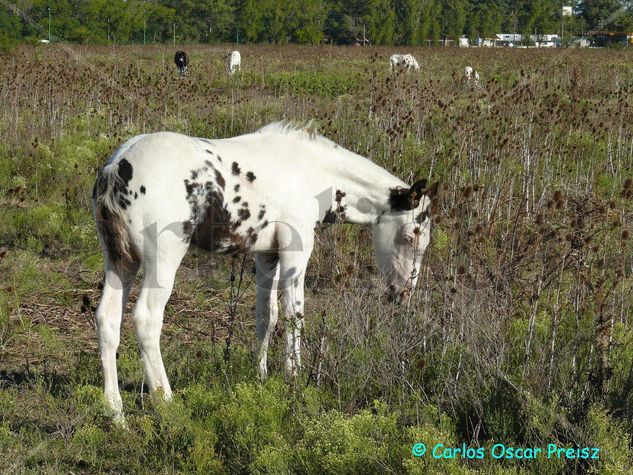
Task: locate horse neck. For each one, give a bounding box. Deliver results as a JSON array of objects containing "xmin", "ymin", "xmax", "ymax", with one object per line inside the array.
[{"xmin": 314, "ymin": 144, "xmax": 407, "ymax": 226}]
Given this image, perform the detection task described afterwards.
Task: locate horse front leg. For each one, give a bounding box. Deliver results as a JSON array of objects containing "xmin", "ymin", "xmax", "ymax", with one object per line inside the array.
[
  {"xmin": 282, "ymin": 274, "xmax": 306, "ymax": 380},
  {"xmin": 279, "ymin": 246, "xmax": 312, "ymax": 381}
]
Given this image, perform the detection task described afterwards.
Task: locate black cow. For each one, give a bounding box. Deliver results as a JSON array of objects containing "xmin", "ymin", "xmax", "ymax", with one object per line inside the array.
[{"xmin": 174, "ymin": 50, "xmax": 188, "ymax": 77}]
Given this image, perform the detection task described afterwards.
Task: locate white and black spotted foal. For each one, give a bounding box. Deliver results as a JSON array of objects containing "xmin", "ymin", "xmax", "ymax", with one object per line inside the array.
[{"xmin": 92, "ymin": 122, "xmax": 438, "ymax": 420}]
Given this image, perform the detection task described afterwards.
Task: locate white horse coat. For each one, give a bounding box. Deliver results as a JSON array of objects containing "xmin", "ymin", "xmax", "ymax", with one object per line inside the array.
[
  {"xmin": 93, "ymin": 123, "xmax": 437, "ymax": 420},
  {"xmin": 464, "ymin": 66, "xmax": 480, "ymax": 85},
  {"xmin": 390, "ymin": 54, "xmax": 420, "ymax": 72},
  {"xmin": 226, "ymin": 50, "xmax": 241, "ymax": 75}
]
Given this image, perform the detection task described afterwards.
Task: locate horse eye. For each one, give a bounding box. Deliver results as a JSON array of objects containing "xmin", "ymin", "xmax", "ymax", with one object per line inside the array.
[
  {"xmin": 416, "ymin": 209, "xmax": 429, "ymax": 223},
  {"xmin": 413, "ymin": 227, "xmax": 420, "ymax": 235}
]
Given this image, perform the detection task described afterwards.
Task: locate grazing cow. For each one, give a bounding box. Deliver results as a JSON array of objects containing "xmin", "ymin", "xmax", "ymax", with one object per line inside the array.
[
  {"xmin": 226, "ymin": 50, "xmax": 241, "ymax": 75},
  {"xmin": 92, "ymin": 122, "xmax": 438, "ymax": 421},
  {"xmin": 464, "ymin": 66, "xmax": 480, "ymax": 86},
  {"xmin": 390, "ymin": 54, "xmax": 420, "ymax": 72},
  {"xmin": 174, "ymin": 50, "xmax": 188, "ymax": 77}
]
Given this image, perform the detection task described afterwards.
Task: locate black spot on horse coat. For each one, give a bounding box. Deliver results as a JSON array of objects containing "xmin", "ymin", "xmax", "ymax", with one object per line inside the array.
[
  {"xmin": 238, "ymin": 207, "xmax": 251, "ymax": 221},
  {"xmin": 214, "ymin": 169, "xmax": 226, "ymax": 190},
  {"xmin": 118, "ymin": 159, "xmax": 133, "ymax": 185}
]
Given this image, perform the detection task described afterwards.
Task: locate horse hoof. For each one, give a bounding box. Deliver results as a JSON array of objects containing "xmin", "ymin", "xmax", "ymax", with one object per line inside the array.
[{"xmin": 112, "ymin": 414, "xmax": 128, "ymax": 430}]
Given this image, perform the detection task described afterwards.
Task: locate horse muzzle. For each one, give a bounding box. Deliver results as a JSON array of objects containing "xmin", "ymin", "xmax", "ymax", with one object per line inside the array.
[{"xmin": 383, "ymin": 285, "xmax": 412, "ymax": 305}]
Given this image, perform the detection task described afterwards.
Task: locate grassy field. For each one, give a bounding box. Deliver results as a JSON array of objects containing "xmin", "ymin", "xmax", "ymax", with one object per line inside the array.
[{"xmin": 2, "ymin": 43, "xmax": 633, "ymax": 473}]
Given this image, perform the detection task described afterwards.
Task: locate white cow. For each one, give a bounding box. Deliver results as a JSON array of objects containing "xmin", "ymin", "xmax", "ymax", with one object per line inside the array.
[
  {"xmin": 226, "ymin": 50, "xmax": 241, "ymax": 75},
  {"xmin": 464, "ymin": 66, "xmax": 480, "ymax": 86},
  {"xmin": 390, "ymin": 54, "xmax": 420, "ymax": 72}
]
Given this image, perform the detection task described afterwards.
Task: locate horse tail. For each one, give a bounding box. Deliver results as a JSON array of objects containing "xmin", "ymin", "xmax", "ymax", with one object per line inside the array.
[{"xmin": 92, "ymin": 163, "xmax": 139, "ymax": 271}]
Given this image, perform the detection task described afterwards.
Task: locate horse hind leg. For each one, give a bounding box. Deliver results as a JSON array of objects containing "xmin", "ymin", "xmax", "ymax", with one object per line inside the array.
[
  {"xmin": 95, "ymin": 259, "xmax": 139, "ymax": 422},
  {"xmin": 255, "ymin": 252, "xmax": 281, "ymax": 381},
  {"xmin": 132, "ymin": 237, "xmax": 188, "ymax": 400}
]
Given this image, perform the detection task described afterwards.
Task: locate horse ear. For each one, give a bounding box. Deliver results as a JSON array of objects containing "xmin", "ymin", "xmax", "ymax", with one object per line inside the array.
[
  {"xmin": 408, "ymin": 179, "xmax": 427, "ymax": 203},
  {"xmin": 389, "ymin": 179, "xmax": 439, "ymax": 211},
  {"xmin": 389, "ymin": 179, "xmax": 427, "ymax": 211},
  {"xmin": 424, "ymin": 181, "xmax": 439, "ymax": 200}
]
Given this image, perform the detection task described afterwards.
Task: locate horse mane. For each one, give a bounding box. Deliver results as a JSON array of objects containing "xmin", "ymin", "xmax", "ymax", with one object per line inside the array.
[
  {"xmin": 254, "ymin": 120, "xmax": 406, "ymax": 187},
  {"xmin": 256, "ymin": 121, "xmax": 339, "ymax": 149}
]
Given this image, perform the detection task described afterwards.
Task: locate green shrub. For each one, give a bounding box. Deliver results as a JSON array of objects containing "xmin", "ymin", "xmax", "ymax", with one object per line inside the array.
[
  {"xmin": 0, "ymin": 33, "xmax": 17, "ymax": 54},
  {"xmin": 403, "ymin": 405, "xmax": 474, "ymax": 475},
  {"xmin": 585, "ymin": 405, "xmax": 632, "ymax": 474},
  {"xmin": 297, "ymin": 401, "xmax": 402, "ymax": 474},
  {"xmin": 215, "ymin": 378, "xmax": 292, "ymax": 474},
  {"xmin": 0, "ymin": 424, "xmax": 14, "ymax": 451},
  {"xmin": 71, "ymin": 385, "xmax": 109, "ymax": 421},
  {"xmin": 266, "ymin": 71, "xmax": 357, "ymax": 98},
  {"xmin": 70, "ymin": 424, "xmax": 107, "ymax": 466}
]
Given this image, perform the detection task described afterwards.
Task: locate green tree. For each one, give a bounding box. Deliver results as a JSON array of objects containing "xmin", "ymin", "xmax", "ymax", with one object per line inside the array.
[
  {"xmin": 428, "ymin": 0, "xmax": 443, "ymax": 45},
  {"xmin": 480, "ymin": 3, "xmax": 503, "ymax": 38},
  {"xmin": 6, "ymin": 0, "xmax": 632, "ymax": 46},
  {"xmin": 324, "ymin": 0, "xmax": 370, "ymax": 44},
  {"xmin": 48, "ymin": 1, "xmax": 82, "ymax": 42},
  {"xmin": 0, "ymin": 4, "xmax": 22, "ymax": 40},
  {"xmin": 260, "ymin": 0, "xmax": 299, "ymax": 44},
  {"xmin": 368, "ymin": 0, "xmax": 396, "ymax": 45},
  {"xmin": 238, "ymin": 0, "xmax": 263, "ymax": 42},
  {"xmin": 200, "ymin": 0, "xmax": 235, "ymax": 42},
  {"xmin": 294, "ymin": 0, "xmax": 329, "ymax": 45},
  {"xmin": 163, "ymin": 0, "xmax": 204, "ymax": 42},
  {"xmin": 416, "ymin": 0, "xmax": 432, "ymax": 45},
  {"xmin": 518, "ymin": 0, "xmax": 559, "ymax": 40},
  {"xmin": 579, "ymin": 0, "xmax": 622, "ymax": 28},
  {"xmin": 79, "ymin": 0, "xmax": 143, "ymax": 44},
  {"xmin": 440, "ymin": 0, "xmax": 469, "ymax": 41},
  {"xmin": 144, "ymin": 3, "xmax": 177, "ymax": 43}
]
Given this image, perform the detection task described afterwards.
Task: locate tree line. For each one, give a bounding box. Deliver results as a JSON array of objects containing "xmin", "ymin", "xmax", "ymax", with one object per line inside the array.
[{"xmin": 1, "ymin": 1, "xmax": 632, "ymax": 46}]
